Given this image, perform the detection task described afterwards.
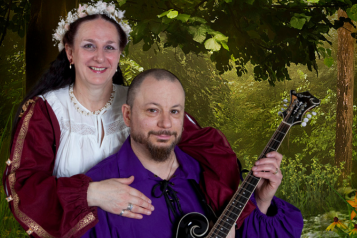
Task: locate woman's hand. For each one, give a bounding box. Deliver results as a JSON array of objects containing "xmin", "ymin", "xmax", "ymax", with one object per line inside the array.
[
  {"xmin": 252, "ymin": 151, "xmax": 283, "ymax": 214},
  {"xmin": 87, "ymin": 176, "xmax": 154, "ymax": 219}
]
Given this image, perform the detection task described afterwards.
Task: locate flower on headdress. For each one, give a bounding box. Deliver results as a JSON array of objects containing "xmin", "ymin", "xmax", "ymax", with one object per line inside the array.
[
  {"xmin": 52, "ymin": 1, "xmax": 131, "ymax": 52},
  {"xmin": 86, "ymin": 6, "xmax": 97, "ymax": 15},
  {"xmin": 350, "ymin": 224, "xmax": 357, "ymax": 235},
  {"xmin": 79, "ymin": 12, "xmax": 87, "ymax": 18},
  {"xmin": 77, "ymin": 4, "xmax": 87, "ymax": 14},
  {"xmin": 96, "ymin": 1, "xmax": 107, "ymax": 12},
  {"xmin": 107, "ymin": 4, "xmax": 115, "ymax": 13},
  {"xmin": 347, "ymin": 192, "xmax": 357, "ymax": 220},
  {"xmin": 326, "ymin": 217, "xmax": 348, "ymax": 231}
]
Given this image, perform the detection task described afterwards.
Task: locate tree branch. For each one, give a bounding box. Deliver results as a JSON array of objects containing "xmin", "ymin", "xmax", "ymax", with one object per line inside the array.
[{"xmin": 0, "ymin": 0, "xmax": 12, "ymax": 47}]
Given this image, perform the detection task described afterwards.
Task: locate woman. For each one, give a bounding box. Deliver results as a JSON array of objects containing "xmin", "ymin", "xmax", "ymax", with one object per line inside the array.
[{"xmin": 3, "ymin": 2, "xmax": 302, "ymax": 238}]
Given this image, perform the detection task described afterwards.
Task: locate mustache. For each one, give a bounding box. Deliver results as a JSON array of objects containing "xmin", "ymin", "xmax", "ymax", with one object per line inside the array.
[{"xmin": 148, "ymin": 130, "xmax": 177, "ymax": 136}]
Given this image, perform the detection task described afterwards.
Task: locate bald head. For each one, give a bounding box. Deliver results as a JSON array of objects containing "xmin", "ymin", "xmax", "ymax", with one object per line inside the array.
[{"xmin": 126, "ymin": 69, "xmax": 185, "ymax": 108}]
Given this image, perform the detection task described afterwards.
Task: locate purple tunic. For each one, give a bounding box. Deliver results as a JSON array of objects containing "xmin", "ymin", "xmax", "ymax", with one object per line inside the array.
[
  {"xmin": 83, "ymin": 138, "xmax": 303, "ymax": 238},
  {"xmin": 83, "ymin": 138, "xmax": 206, "ymax": 238}
]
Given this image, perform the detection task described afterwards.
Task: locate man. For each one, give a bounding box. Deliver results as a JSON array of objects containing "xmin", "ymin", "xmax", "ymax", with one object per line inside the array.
[{"xmin": 83, "ymin": 69, "xmax": 303, "ymax": 238}]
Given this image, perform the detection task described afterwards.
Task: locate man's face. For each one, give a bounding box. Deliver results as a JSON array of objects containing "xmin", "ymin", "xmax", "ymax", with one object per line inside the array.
[{"xmin": 124, "ymin": 76, "xmax": 185, "ymax": 162}]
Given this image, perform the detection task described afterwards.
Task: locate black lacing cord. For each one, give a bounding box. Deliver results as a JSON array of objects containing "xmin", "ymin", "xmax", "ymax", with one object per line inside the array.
[{"xmin": 151, "ymin": 180, "xmax": 183, "ymax": 223}]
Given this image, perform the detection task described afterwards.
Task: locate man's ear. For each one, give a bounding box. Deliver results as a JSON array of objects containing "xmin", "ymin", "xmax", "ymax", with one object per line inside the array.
[
  {"xmin": 64, "ymin": 44, "xmax": 74, "ymax": 63},
  {"xmin": 122, "ymin": 104, "xmax": 131, "ymax": 127}
]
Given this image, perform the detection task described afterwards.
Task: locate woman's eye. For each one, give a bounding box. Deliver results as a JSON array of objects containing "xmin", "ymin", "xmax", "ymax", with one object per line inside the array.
[
  {"xmin": 106, "ymin": 45, "xmax": 115, "ymax": 50},
  {"xmin": 171, "ymin": 110, "xmax": 179, "ymax": 114},
  {"xmin": 83, "ymin": 44, "xmax": 95, "ymax": 49}
]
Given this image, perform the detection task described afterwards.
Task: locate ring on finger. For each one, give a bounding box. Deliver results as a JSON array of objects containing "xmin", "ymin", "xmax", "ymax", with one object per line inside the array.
[
  {"xmin": 127, "ymin": 203, "xmax": 133, "ymax": 211},
  {"xmin": 119, "ymin": 209, "xmax": 126, "ymax": 216},
  {"xmin": 273, "ymin": 167, "xmax": 279, "ymax": 175}
]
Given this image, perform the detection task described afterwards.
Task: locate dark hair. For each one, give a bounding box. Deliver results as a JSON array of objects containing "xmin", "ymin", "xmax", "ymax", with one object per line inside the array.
[
  {"xmin": 126, "ymin": 69, "xmax": 185, "ymax": 107},
  {"xmin": 11, "ymin": 14, "xmax": 128, "ymax": 141}
]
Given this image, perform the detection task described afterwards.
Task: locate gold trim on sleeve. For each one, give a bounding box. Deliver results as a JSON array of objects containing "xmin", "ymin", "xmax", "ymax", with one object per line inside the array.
[{"xmin": 7, "ymin": 98, "xmax": 96, "ymax": 238}]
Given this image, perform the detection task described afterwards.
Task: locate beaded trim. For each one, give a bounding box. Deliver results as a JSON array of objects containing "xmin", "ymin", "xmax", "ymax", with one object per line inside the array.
[{"xmin": 69, "ymin": 84, "xmax": 115, "ymax": 116}]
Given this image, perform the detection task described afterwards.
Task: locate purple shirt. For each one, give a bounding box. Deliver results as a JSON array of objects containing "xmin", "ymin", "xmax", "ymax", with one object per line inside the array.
[{"xmin": 83, "ymin": 138, "xmax": 205, "ymax": 238}]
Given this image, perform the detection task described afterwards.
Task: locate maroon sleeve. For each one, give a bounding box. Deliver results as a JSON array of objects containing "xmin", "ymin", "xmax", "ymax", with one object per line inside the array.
[
  {"xmin": 3, "ymin": 98, "xmax": 98, "ymax": 238},
  {"xmin": 178, "ymin": 112, "xmax": 256, "ymax": 229}
]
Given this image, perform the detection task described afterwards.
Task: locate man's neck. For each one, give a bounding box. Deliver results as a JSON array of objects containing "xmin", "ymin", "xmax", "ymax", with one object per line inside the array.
[{"xmin": 130, "ymin": 138, "xmax": 179, "ymax": 180}]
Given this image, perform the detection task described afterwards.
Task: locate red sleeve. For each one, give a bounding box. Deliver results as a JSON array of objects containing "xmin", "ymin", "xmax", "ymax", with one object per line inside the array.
[
  {"xmin": 3, "ymin": 98, "xmax": 98, "ymax": 238},
  {"xmin": 178, "ymin": 112, "xmax": 256, "ymax": 229}
]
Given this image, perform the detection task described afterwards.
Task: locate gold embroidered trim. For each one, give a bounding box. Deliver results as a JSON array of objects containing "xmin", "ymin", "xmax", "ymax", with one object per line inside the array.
[
  {"xmin": 8, "ymin": 98, "xmax": 96, "ymax": 238},
  {"xmin": 62, "ymin": 212, "xmax": 96, "ymax": 238},
  {"xmin": 19, "ymin": 99, "xmax": 35, "ymax": 117}
]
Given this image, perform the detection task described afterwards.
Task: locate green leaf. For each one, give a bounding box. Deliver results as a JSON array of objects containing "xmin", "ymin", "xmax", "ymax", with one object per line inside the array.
[
  {"xmin": 324, "ymin": 57, "xmax": 334, "ymax": 68},
  {"xmin": 188, "ymin": 25, "xmax": 207, "ymax": 43},
  {"xmin": 176, "ymin": 14, "xmax": 190, "ymax": 22},
  {"xmin": 326, "ymin": 48, "xmax": 332, "ymax": 57},
  {"xmin": 290, "ymin": 16, "xmax": 306, "ymax": 30},
  {"xmin": 245, "ymin": 0, "xmax": 255, "ymax": 4},
  {"xmin": 214, "ymin": 33, "xmax": 228, "ymax": 42},
  {"xmin": 347, "ymin": 4, "xmax": 357, "ymax": 21},
  {"xmin": 306, "ymin": 0, "xmax": 319, "ymax": 3},
  {"xmin": 204, "ymin": 38, "xmax": 221, "ymax": 51},
  {"xmin": 220, "ymin": 41, "xmax": 229, "ymax": 51},
  {"xmin": 189, "ymin": 17, "xmax": 207, "ymax": 24},
  {"xmin": 167, "ymin": 10, "xmax": 179, "ymax": 19},
  {"xmin": 116, "ymin": 0, "xmax": 127, "ymax": 7},
  {"xmin": 224, "ymin": 0, "xmax": 232, "ymax": 2},
  {"xmin": 157, "ymin": 10, "xmax": 171, "ymax": 18}
]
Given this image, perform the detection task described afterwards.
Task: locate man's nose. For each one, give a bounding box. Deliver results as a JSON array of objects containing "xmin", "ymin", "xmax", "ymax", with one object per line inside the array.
[{"xmin": 157, "ymin": 112, "xmax": 172, "ymax": 129}]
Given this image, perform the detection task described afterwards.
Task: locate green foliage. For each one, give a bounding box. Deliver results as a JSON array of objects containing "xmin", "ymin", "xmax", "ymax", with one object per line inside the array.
[
  {"xmin": 347, "ymin": 4, "xmax": 357, "ymax": 21},
  {"xmin": 0, "ymin": 0, "xmax": 30, "ymax": 46},
  {"xmin": 118, "ymin": 0, "xmax": 355, "ymax": 85}
]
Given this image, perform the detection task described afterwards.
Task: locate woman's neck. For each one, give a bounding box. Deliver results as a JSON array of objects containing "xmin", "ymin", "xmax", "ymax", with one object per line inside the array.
[{"xmin": 73, "ymin": 81, "xmax": 113, "ymax": 112}]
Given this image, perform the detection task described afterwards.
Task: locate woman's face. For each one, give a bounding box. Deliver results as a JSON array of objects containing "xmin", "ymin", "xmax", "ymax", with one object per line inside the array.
[{"xmin": 65, "ymin": 18, "xmax": 121, "ymax": 87}]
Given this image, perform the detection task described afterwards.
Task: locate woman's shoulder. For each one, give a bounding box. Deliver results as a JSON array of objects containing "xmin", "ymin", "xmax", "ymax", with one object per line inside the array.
[{"xmin": 40, "ymin": 86, "xmax": 70, "ymax": 116}]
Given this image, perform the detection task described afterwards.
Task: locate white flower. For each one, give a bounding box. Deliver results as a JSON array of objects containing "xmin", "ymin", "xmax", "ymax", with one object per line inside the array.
[
  {"xmin": 107, "ymin": 4, "xmax": 115, "ymax": 13},
  {"xmin": 96, "ymin": 1, "xmax": 107, "ymax": 12},
  {"xmin": 79, "ymin": 12, "xmax": 87, "ymax": 18},
  {"xmin": 58, "ymin": 42, "xmax": 64, "ymax": 51},
  {"xmin": 77, "ymin": 4, "xmax": 86, "ymax": 14},
  {"xmin": 53, "ymin": 33, "xmax": 62, "ymax": 41},
  {"xmin": 58, "ymin": 19, "xmax": 65, "ymax": 27},
  {"xmin": 86, "ymin": 6, "xmax": 97, "ymax": 15},
  {"xmin": 117, "ymin": 10, "xmax": 124, "ymax": 19}
]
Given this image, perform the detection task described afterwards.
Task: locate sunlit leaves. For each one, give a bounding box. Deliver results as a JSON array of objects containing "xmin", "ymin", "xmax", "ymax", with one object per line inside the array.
[
  {"xmin": 347, "ymin": 4, "xmax": 357, "ymax": 21},
  {"xmin": 204, "ymin": 38, "xmax": 221, "ymax": 51},
  {"xmin": 117, "ymin": 0, "xmax": 127, "ymax": 7},
  {"xmin": 167, "ymin": 10, "xmax": 179, "ymax": 19},
  {"xmin": 188, "ymin": 25, "xmax": 207, "ymax": 43},
  {"xmin": 324, "ymin": 57, "xmax": 334, "ymax": 68},
  {"xmin": 176, "ymin": 14, "xmax": 190, "ymax": 22},
  {"xmin": 290, "ymin": 13, "xmax": 312, "ymax": 30}
]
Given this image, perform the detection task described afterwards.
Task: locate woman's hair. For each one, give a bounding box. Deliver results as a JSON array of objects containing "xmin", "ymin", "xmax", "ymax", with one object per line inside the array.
[{"xmin": 11, "ymin": 14, "xmax": 128, "ymax": 140}]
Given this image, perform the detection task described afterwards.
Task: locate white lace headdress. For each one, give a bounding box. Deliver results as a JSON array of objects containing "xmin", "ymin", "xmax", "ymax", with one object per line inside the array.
[{"xmin": 52, "ymin": 1, "xmax": 131, "ymax": 52}]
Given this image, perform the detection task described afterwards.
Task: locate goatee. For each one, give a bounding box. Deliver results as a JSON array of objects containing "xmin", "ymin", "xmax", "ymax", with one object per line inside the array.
[{"xmin": 131, "ymin": 130, "xmax": 181, "ymax": 162}]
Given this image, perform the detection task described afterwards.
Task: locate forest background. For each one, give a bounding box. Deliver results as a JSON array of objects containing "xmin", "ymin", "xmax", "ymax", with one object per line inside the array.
[{"xmin": 0, "ymin": 0, "xmax": 357, "ymax": 237}]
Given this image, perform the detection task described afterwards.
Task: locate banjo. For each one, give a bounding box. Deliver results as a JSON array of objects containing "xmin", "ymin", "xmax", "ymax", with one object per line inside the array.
[{"xmin": 176, "ymin": 90, "xmax": 320, "ymax": 238}]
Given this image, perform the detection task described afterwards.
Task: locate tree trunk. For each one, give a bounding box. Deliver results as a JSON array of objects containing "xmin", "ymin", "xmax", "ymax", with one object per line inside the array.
[
  {"xmin": 26, "ymin": 0, "xmax": 79, "ymax": 92},
  {"xmin": 335, "ymin": 9, "xmax": 355, "ymax": 179}
]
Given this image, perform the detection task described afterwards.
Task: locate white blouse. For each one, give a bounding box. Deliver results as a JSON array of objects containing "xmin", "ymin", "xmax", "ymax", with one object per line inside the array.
[{"xmin": 42, "ymin": 84, "xmax": 130, "ymax": 178}]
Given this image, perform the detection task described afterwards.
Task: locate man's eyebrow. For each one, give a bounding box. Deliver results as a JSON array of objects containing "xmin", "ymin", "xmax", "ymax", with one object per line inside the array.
[{"xmin": 144, "ymin": 102, "xmax": 183, "ymax": 108}]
